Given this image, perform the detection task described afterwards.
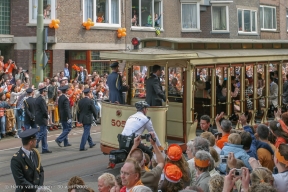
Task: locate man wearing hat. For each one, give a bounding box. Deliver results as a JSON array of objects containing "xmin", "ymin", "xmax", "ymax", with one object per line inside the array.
[
  {"xmin": 24, "ymin": 88, "xmax": 37, "ymax": 130},
  {"xmin": 55, "ymin": 85, "xmax": 72, "ymax": 147},
  {"xmin": 77, "ymin": 88, "xmax": 97, "ymax": 151},
  {"xmin": 10, "ymin": 129, "xmax": 44, "ymax": 192},
  {"xmin": 106, "ymin": 62, "xmax": 128, "ymax": 104},
  {"xmin": 35, "ymin": 86, "xmax": 52, "ymax": 153},
  {"xmin": 120, "ymin": 101, "xmax": 162, "ymax": 159}
]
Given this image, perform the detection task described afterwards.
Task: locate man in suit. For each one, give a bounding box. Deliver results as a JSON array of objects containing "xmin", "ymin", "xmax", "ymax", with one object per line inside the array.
[
  {"xmin": 106, "ymin": 62, "xmax": 128, "ymax": 104},
  {"xmin": 55, "ymin": 85, "xmax": 72, "ymax": 147},
  {"xmin": 77, "ymin": 88, "xmax": 97, "ymax": 151},
  {"xmin": 76, "ymin": 66, "xmax": 87, "ymax": 84},
  {"xmin": 10, "ymin": 129, "xmax": 44, "ymax": 192},
  {"xmin": 24, "ymin": 88, "xmax": 37, "ymax": 130},
  {"xmin": 145, "ymin": 65, "xmax": 166, "ymax": 106},
  {"xmin": 35, "ymin": 86, "xmax": 52, "ymax": 154},
  {"xmin": 269, "ymin": 76, "xmax": 278, "ymax": 116}
]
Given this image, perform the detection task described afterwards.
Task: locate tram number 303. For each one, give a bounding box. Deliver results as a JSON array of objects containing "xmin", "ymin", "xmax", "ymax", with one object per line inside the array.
[{"xmin": 111, "ymin": 119, "xmax": 126, "ymax": 128}]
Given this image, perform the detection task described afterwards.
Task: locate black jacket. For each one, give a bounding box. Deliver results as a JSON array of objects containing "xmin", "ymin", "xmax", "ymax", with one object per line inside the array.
[
  {"xmin": 145, "ymin": 74, "xmax": 165, "ymax": 106},
  {"xmin": 10, "ymin": 148, "xmax": 44, "ymax": 192},
  {"xmin": 24, "ymin": 97, "xmax": 36, "ymax": 125},
  {"xmin": 35, "ymin": 95, "xmax": 48, "ymax": 126},
  {"xmin": 77, "ymin": 97, "xmax": 97, "ymax": 125},
  {"xmin": 58, "ymin": 94, "xmax": 71, "ymax": 122}
]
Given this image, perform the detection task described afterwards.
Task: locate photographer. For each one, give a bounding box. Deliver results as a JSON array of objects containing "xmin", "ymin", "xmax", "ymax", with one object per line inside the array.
[
  {"xmin": 4, "ymin": 59, "xmax": 17, "ymax": 76},
  {"xmin": 119, "ymin": 101, "xmax": 163, "ymax": 159}
]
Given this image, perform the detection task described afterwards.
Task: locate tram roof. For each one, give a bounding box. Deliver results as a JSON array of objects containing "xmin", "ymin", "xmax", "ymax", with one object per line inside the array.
[{"xmin": 100, "ymin": 38, "xmax": 288, "ymax": 66}]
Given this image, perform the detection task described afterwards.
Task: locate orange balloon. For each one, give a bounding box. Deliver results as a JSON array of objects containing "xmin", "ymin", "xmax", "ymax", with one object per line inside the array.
[
  {"xmin": 83, "ymin": 22, "xmax": 87, "ymax": 27},
  {"xmin": 88, "ymin": 18, "xmax": 92, "ymax": 22},
  {"xmin": 91, "ymin": 22, "xmax": 95, "ymax": 26},
  {"xmin": 49, "ymin": 23, "xmax": 54, "ymax": 28},
  {"xmin": 86, "ymin": 25, "xmax": 91, "ymax": 30},
  {"xmin": 122, "ymin": 28, "xmax": 126, "ymax": 32},
  {"xmin": 87, "ymin": 21, "xmax": 92, "ymax": 26},
  {"xmin": 54, "ymin": 24, "xmax": 59, "ymax": 29},
  {"xmin": 52, "ymin": 19, "xmax": 56, "ymax": 24},
  {"xmin": 117, "ymin": 33, "xmax": 122, "ymax": 38},
  {"xmin": 121, "ymin": 32, "xmax": 126, "ymax": 36},
  {"xmin": 55, "ymin": 19, "xmax": 60, "ymax": 24},
  {"xmin": 118, "ymin": 28, "xmax": 122, "ymax": 33}
]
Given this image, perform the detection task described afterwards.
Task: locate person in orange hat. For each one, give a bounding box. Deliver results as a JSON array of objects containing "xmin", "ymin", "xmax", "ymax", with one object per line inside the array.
[
  {"xmin": 194, "ymin": 150, "xmax": 211, "ymax": 192},
  {"xmin": 158, "ymin": 163, "xmax": 184, "ymax": 192},
  {"xmin": 165, "ymin": 144, "xmax": 191, "ymax": 186}
]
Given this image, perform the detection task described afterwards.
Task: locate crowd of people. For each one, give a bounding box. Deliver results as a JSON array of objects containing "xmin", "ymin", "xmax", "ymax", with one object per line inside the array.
[{"xmin": 0, "ymin": 57, "xmax": 110, "ymax": 140}]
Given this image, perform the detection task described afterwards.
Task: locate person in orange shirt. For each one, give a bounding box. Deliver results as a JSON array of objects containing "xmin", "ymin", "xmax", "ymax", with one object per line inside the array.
[
  {"xmin": 215, "ymin": 112, "xmax": 232, "ymax": 149},
  {"xmin": 4, "ymin": 59, "xmax": 17, "ymax": 74}
]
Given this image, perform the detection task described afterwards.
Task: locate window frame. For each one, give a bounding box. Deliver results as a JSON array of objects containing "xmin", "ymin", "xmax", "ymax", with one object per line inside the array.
[
  {"xmin": 180, "ymin": 0, "xmax": 201, "ymax": 32},
  {"xmin": 29, "ymin": 0, "xmax": 56, "ymax": 24},
  {"xmin": 237, "ymin": 9, "xmax": 257, "ymax": 34},
  {"xmin": 82, "ymin": 0, "xmax": 121, "ymax": 29},
  {"xmin": 211, "ymin": 4, "xmax": 229, "ymax": 32},
  {"xmin": 260, "ymin": 5, "xmax": 277, "ymax": 31},
  {"xmin": 286, "ymin": 9, "xmax": 288, "ymax": 32},
  {"xmin": 130, "ymin": 0, "xmax": 163, "ymax": 31}
]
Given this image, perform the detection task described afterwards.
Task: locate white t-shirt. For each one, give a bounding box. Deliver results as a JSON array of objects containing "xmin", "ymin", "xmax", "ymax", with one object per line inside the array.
[
  {"xmin": 121, "ymin": 111, "xmax": 161, "ymax": 146},
  {"xmin": 273, "ymin": 171, "xmax": 288, "ymax": 192}
]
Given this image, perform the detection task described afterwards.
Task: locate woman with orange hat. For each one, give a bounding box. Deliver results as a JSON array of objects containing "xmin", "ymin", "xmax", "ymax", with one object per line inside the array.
[
  {"xmin": 158, "ymin": 163, "xmax": 184, "ymax": 192},
  {"xmin": 193, "ymin": 150, "xmax": 211, "ymax": 192},
  {"xmin": 165, "ymin": 144, "xmax": 191, "ymax": 186}
]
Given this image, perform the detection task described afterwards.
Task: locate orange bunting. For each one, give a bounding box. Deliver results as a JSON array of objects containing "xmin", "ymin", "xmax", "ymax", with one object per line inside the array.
[
  {"xmin": 83, "ymin": 18, "xmax": 94, "ymax": 30},
  {"xmin": 117, "ymin": 28, "xmax": 127, "ymax": 38},
  {"xmin": 72, "ymin": 64, "xmax": 80, "ymax": 72},
  {"xmin": 49, "ymin": 19, "xmax": 60, "ymax": 29}
]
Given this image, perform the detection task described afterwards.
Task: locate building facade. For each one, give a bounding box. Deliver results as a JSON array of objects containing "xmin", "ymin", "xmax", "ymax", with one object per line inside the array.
[{"xmin": 0, "ymin": 0, "xmax": 287, "ymax": 84}]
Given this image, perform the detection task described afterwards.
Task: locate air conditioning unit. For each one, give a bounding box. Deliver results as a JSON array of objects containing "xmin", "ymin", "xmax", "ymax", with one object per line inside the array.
[{"xmin": 200, "ymin": 0, "xmax": 210, "ymax": 6}]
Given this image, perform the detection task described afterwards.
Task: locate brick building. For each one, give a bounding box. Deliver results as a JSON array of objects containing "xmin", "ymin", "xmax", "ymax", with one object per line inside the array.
[{"xmin": 0, "ymin": 0, "xmax": 287, "ymax": 84}]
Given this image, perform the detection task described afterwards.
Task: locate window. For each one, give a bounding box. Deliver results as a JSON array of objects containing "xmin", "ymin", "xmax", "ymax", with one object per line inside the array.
[
  {"xmin": 181, "ymin": 1, "xmax": 200, "ymax": 30},
  {"xmin": 29, "ymin": 0, "xmax": 56, "ymax": 24},
  {"xmin": 260, "ymin": 5, "xmax": 276, "ymax": 30},
  {"xmin": 83, "ymin": 0, "xmax": 120, "ymax": 27},
  {"xmin": 91, "ymin": 51, "xmax": 110, "ymax": 75},
  {"xmin": 0, "ymin": 0, "xmax": 10, "ymax": 34},
  {"xmin": 131, "ymin": 0, "xmax": 163, "ymax": 28},
  {"xmin": 238, "ymin": 9, "xmax": 257, "ymax": 33},
  {"xmin": 212, "ymin": 6, "xmax": 228, "ymax": 31}
]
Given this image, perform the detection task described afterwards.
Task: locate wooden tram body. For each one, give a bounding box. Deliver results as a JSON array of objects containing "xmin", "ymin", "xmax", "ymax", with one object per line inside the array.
[{"xmin": 99, "ymin": 38, "xmax": 288, "ymax": 154}]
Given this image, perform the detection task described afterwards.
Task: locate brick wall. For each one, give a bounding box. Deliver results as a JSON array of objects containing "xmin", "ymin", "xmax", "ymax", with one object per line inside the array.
[
  {"xmin": 52, "ymin": 49, "xmax": 65, "ymax": 76},
  {"xmin": 10, "ymin": 0, "xmax": 55, "ymax": 37},
  {"xmin": 13, "ymin": 50, "xmax": 32, "ymax": 72}
]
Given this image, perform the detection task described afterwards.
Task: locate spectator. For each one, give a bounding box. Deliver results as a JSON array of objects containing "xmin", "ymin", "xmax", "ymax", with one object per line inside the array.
[
  {"xmin": 64, "ymin": 63, "xmax": 70, "ymax": 80},
  {"xmin": 269, "ymin": 120, "xmax": 288, "ymax": 147},
  {"xmin": 0, "ymin": 92, "xmax": 10, "ymax": 140},
  {"xmin": 110, "ymin": 175, "xmax": 122, "ymax": 192},
  {"xmin": 4, "ymin": 59, "xmax": 17, "ymax": 75},
  {"xmin": 215, "ymin": 113, "xmax": 232, "ymax": 149},
  {"xmin": 120, "ymin": 158, "xmax": 143, "ymax": 191},
  {"xmin": 199, "ymin": 115, "xmax": 217, "ymax": 134},
  {"xmin": 159, "ymin": 163, "xmax": 184, "ymax": 192},
  {"xmin": 67, "ymin": 176, "xmax": 86, "ymax": 192},
  {"xmin": 256, "ymin": 124, "xmax": 275, "ymax": 171},
  {"xmin": 200, "ymin": 131, "xmax": 221, "ymax": 154},
  {"xmin": 7, "ymin": 73, "xmax": 15, "ymax": 85},
  {"xmin": 219, "ymin": 133, "xmax": 252, "ymax": 173},
  {"xmin": 249, "ymin": 183, "xmax": 278, "ymax": 192},
  {"xmin": 208, "ymin": 175, "xmax": 224, "ymax": 192},
  {"xmin": 250, "ymin": 167, "xmax": 274, "ymax": 186},
  {"xmin": 273, "ymin": 144, "xmax": 288, "ymax": 192},
  {"xmin": 0, "ymin": 56, "xmax": 4, "ymax": 72},
  {"xmin": 128, "ymin": 133, "xmax": 164, "ymax": 192},
  {"xmin": 186, "ymin": 137, "xmax": 210, "ymax": 185},
  {"xmin": 194, "ymin": 150, "xmax": 211, "ymax": 192},
  {"xmin": 97, "ymin": 173, "xmax": 115, "ymax": 192},
  {"xmin": 131, "ymin": 185, "xmax": 152, "ymax": 192}
]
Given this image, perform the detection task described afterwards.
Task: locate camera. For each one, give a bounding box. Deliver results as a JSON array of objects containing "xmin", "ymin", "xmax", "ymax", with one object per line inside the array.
[
  {"xmin": 22, "ymin": 69, "xmax": 28, "ymax": 73},
  {"xmin": 214, "ymin": 132, "xmax": 222, "ymax": 139},
  {"xmin": 140, "ymin": 133, "xmax": 156, "ymax": 142},
  {"xmin": 234, "ymin": 169, "xmax": 242, "ymax": 176},
  {"xmin": 220, "ymin": 155, "xmax": 228, "ymax": 163}
]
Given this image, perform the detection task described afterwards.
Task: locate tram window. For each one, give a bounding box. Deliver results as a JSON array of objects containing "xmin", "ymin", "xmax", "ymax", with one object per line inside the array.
[
  {"xmin": 195, "ymin": 68, "xmax": 211, "ymax": 99},
  {"xmin": 132, "ymin": 65, "xmax": 147, "ymax": 98},
  {"xmin": 168, "ymin": 67, "xmax": 183, "ymax": 97}
]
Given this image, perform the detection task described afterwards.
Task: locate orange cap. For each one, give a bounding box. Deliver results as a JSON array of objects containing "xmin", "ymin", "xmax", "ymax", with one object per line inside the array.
[
  {"xmin": 167, "ymin": 144, "xmax": 182, "ymax": 161},
  {"xmin": 164, "ymin": 163, "xmax": 183, "ymax": 183}
]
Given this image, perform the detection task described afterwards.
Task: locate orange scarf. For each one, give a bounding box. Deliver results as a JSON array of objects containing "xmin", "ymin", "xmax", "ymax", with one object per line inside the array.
[{"xmin": 120, "ymin": 180, "xmax": 143, "ymax": 192}]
